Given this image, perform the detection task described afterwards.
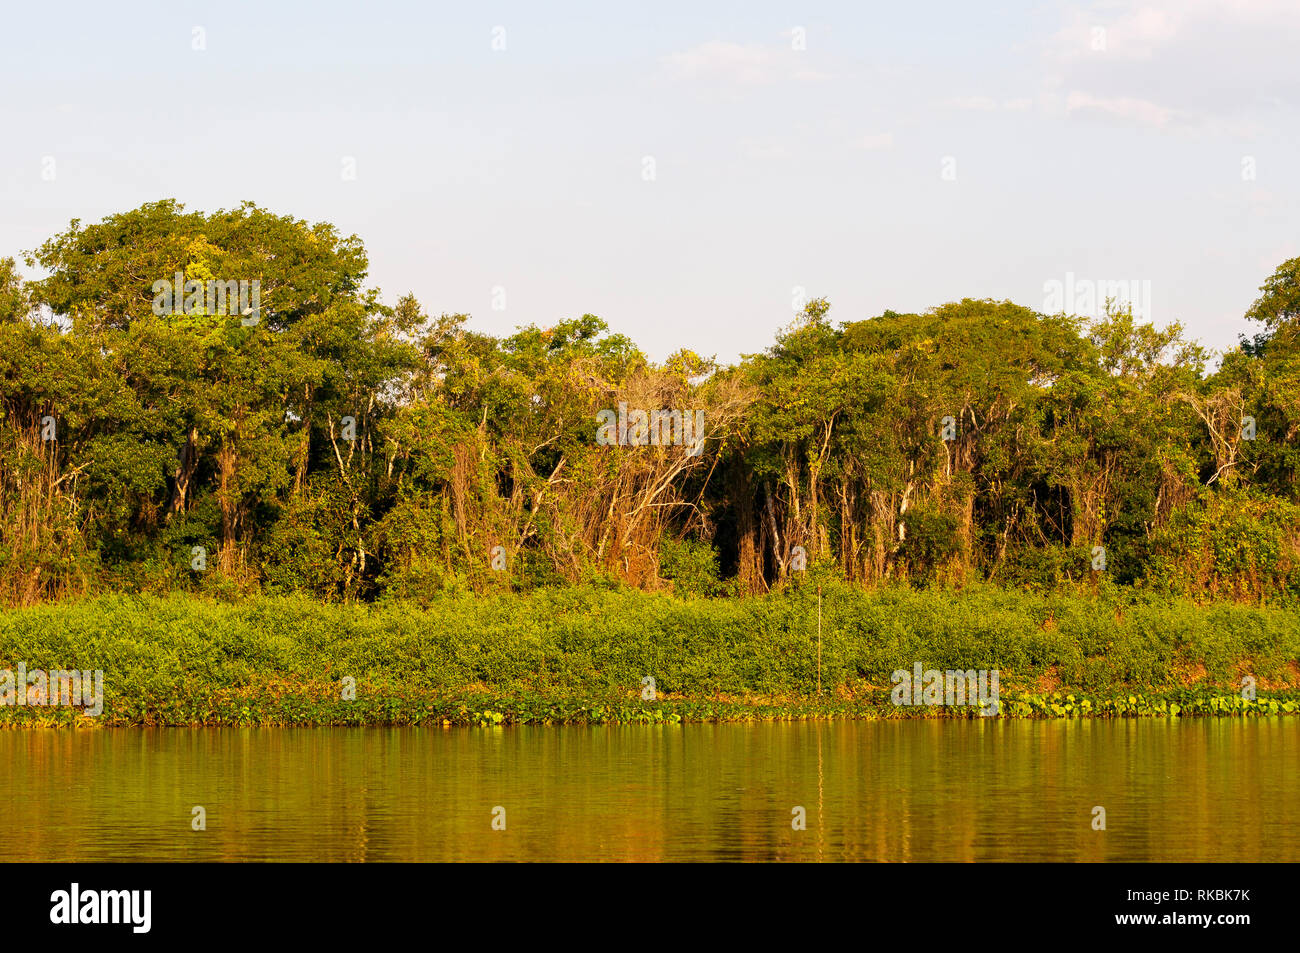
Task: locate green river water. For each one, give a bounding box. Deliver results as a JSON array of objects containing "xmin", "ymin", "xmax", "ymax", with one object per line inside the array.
[{"xmin": 2, "ymin": 719, "xmax": 1294, "ymax": 861}]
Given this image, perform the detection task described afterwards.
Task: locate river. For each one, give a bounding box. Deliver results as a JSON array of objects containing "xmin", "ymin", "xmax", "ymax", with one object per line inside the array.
[{"xmin": 2, "ymin": 719, "xmax": 1294, "ymax": 861}]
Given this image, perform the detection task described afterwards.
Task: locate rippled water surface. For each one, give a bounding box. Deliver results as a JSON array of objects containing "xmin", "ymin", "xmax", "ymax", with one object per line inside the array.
[{"xmin": 1, "ymin": 719, "xmax": 1295, "ymax": 861}]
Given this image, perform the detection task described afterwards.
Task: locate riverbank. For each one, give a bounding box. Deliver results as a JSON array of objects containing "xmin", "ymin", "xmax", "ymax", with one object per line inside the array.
[
  {"xmin": 1, "ymin": 585, "xmax": 1297, "ymax": 726},
  {"xmin": 3, "ymin": 684, "xmax": 1297, "ymax": 727}
]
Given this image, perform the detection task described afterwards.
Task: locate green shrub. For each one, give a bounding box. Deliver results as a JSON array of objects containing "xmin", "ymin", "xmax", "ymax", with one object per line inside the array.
[
  {"xmin": 1144, "ymin": 490, "xmax": 1300, "ymax": 603},
  {"xmin": 1, "ymin": 584, "xmax": 1295, "ymax": 722},
  {"xmin": 658, "ymin": 537, "xmax": 728, "ymax": 597}
]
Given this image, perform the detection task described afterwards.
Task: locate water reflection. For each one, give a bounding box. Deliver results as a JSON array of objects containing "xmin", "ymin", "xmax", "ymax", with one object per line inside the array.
[{"xmin": 0, "ymin": 719, "xmax": 1294, "ymax": 861}]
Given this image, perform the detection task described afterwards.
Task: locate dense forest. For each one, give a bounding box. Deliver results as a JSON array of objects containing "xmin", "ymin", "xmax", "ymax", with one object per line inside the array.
[{"xmin": 2, "ymin": 200, "xmax": 1298, "ymax": 608}]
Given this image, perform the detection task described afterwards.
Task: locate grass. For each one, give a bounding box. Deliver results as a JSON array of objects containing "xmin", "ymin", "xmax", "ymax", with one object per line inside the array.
[{"xmin": 1, "ymin": 582, "xmax": 1297, "ymax": 726}]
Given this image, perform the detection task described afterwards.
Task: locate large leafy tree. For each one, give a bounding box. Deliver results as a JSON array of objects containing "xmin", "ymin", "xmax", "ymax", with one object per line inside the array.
[
  {"xmin": 2, "ymin": 204, "xmax": 1298, "ymax": 604},
  {"xmin": 18, "ymin": 201, "xmax": 409, "ymax": 595}
]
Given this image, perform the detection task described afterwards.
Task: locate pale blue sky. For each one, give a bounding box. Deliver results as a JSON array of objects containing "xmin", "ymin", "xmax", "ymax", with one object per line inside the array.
[{"xmin": 3, "ymin": 1, "xmax": 1297, "ymax": 362}]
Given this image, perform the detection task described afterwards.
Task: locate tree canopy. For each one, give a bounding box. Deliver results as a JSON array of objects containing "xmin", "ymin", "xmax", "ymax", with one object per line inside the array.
[{"xmin": 2, "ymin": 201, "xmax": 1298, "ymax": 606}]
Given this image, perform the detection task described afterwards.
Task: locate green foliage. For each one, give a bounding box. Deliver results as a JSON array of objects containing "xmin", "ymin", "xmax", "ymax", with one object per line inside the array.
[
  {"xmin": 658, "ymin": 536, "xmax": 729, "ymax": 597},
  {"xmin": 897, "ymin": 501, "xmax": 961, "ymax": 580},
  {"xmin": 3, "ymin": 204, "xmax": 1300, "ymax": 607},
  {"xmin": 0, "ymin": 585, "xmax": 1294, "ymax": 725},
  {"xmin": 1245, "ymin": 255, "xmax": 1300, "ymax": 331},
  {"xmin": 1145, "ymin": 490, "xmax": 1300, "ymax": 602}
]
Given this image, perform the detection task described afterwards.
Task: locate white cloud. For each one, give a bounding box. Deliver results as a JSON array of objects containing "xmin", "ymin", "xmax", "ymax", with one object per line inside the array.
[
  {"xmin": 1065, "ymin": 91, "xmax": 1175, "ymax": 126},
  {"xmin": 1049, "ymin": 0, "xmax": 1300, "ymax": 62},
  {"xmin": 1045, "ymin": 0, "xmax": 1300, "ymax": 129},
  {"xmin": 951, "ymin": 95, "xmax": 999, "ymax": 111},
  {"xmin": 856, "ymin": 132, "xmax": 895, "ymax": 151},
  {"xmin": 662, "ymin": 40, "xmax": 830, "ymax": 86},
  {"xmin": 950, "ymin": 96, "xmax": 1035, "ymax": 112},
  {"xmin": 738, "ymin": 138, "xmax": 792, "ymax": 160}
]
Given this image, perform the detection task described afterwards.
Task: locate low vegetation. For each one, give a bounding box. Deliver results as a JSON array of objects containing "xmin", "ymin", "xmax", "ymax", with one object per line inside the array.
[
  {"xmin": 4, "ymin": 203, "xmax": 1299, "ymax": 727},
  {"xmin": 2, "ymin": 584, "xmax": 1295, "ymax": 726}
]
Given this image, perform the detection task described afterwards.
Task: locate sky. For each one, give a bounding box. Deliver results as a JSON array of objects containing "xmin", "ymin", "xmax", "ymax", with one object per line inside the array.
[{"xmin": 2, "ymin": 0, "xmax": 1297, "ymax": 363}]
